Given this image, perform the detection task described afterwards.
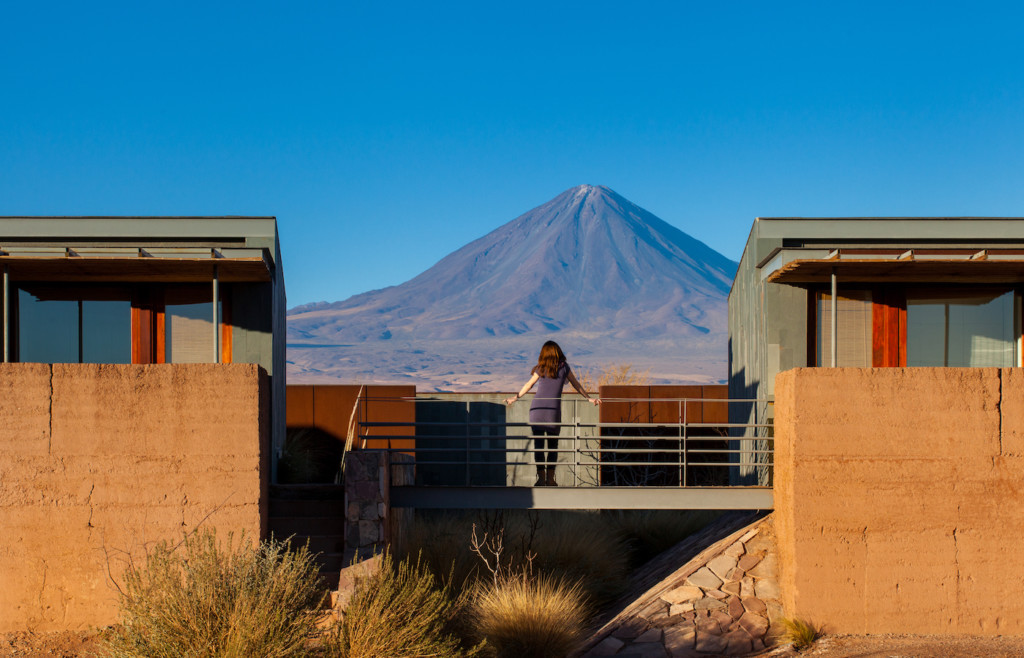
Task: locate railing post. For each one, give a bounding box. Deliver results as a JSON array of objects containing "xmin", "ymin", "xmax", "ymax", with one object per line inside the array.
[
  {"xmin": 683, "ymin": 398, "xmax": 689, "ymax": 487},
  {"xmin": 572, "ymin": 398, "xmax": 579, "ymax": 488},
  {"xmin": 465, "ymin": 401, "xmax": 471, "ymax": 486}
]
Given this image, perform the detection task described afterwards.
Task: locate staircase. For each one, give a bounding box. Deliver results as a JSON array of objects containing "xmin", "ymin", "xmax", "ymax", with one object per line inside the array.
[{"xmin": 269, "ymin": 484, "xmax": 347, "ymax": 589}]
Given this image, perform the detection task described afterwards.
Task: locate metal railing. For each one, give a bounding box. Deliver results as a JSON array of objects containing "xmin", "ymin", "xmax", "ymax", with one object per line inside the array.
[{"xmin": 355, "ymin": 395, "xmax": 773, "ymax": 490}]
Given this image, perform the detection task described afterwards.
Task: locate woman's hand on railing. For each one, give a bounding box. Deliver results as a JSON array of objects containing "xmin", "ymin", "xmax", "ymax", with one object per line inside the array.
[
  {"xmin": 504, "ymin": 397, "xmax": 517, "ymax": 405},
  {"xmin": 589, "ymin": 397, "xmax": 601, "ymax": 406}
]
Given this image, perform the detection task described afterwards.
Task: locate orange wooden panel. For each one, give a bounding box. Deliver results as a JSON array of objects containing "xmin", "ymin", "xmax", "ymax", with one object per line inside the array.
[
  {"xmin": 650, "ymin": 385, "xmax": 703, "ymax": 424},
  {"xmin": 701, "ymin": 385, "xmax": 729, "ymax": 424},
  {"xmin": 312, "ymin": 385, "xmax": 362, "ymax": 442},
  {"xmin": 872, "ymin": 293, "xmax": 886, "ymax": 367},
  {"xmin": 872, "ymin": 290, "xmax": 903, "ymax": 368},
  {"xmin": 897, "ymin": 302, "xmax": 907, "ymax": 367},
  {"xmin": 220, "ymin": 292, "xmax": 232, "ymax": 364},
  {"xmin": 363, "ymin": 385, "xmax": 416, "ymax": 451},
  {"xmin": 599, "ymin": 385, "xmax": 651, "ymax": 425},
  {"xmin": 154, "ymin": 307, "xmax": 165, "ymax": 364},
  {"xmin": 130, "ymin": 306, "xmax": 145, "ymax": 364},
  {"xmin": 286, "ymin": 385, "xmax": 315, "ymax": 427}
]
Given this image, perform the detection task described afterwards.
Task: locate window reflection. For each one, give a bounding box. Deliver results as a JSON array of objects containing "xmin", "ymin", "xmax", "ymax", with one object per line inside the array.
[
  {"xmin": 17, "ymin": 286, "xmax": 131, "ymax": 364},
  {"xmin": 906, "ymin": 290, "xmax": 1016, "ymax": 367}
]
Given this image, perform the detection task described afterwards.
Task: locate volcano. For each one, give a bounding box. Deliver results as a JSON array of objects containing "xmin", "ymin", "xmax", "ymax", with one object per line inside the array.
[{"xmin": 287, "ymin": 185, "xmax": 737, "ymax": 390}]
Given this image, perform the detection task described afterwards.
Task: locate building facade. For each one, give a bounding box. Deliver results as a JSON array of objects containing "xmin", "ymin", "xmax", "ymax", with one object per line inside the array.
[{"xmin": 0, "ymin": 215, "xmax": 287, "ymax": 466}]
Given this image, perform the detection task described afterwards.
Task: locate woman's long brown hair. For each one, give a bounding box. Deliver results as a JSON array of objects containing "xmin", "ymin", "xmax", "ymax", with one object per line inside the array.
[{"xmin": 534, "ymin": 341, "xmax": 566, "ymax": 378}]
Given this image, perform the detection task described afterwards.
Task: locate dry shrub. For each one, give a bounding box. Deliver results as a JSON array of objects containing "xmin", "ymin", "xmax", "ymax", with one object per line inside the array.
[
  {"xmin": 101, "ymin": 529, "xmax": 324, "ymax": 658},
  {"xmin": 607, "ymin": 510, "xmax": 722, "ymax": 567},
  {"xmin": 527, "ymin": 512, "xmax": 630, "ymax": 606},
  {"xmin": 322, "ymin": 552, "xmax": 477, "ymax": 658},
  {"xmin": 403, "ymin": 511, "xmax": 633, "ymax": 607},
  {"xmin": 395, "ymin": 511, "xmax": 482, "ymax": 587},
  {"xmin": 471, "ymin": 574, "xmax": 588, "ymax": 658},
  {"xmin": 576, "ymin": 363, "xmax": 651, "ymax": 391},
  {"xmin": 777, "ymin": 617, "xmax": 822, "ymax": 651}
]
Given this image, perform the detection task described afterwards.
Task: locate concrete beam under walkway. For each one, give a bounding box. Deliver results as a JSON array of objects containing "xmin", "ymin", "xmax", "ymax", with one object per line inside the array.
[{"xmin": 390, "ymin": 486, "xmax": 773, "ymax": 510}]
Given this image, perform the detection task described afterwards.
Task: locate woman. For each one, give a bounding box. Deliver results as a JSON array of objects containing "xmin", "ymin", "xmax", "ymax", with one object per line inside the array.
[{"xmin": 505, "ymin": 341, "xmax": 599, "ymax": 486}]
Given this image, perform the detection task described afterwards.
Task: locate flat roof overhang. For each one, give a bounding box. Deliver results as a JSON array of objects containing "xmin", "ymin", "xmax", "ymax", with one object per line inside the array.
[
  {"xmin": 0, "ymin": 247, "xmax": 272, "ymax": 282},
  {"xmin": 766, "ymin": 249, "xmax": 1024, "ymax": 285}
]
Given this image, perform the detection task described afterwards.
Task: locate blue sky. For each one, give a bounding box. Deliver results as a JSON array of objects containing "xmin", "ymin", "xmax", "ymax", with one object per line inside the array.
[{"xmin": 2, "ymin": 1, "xmax": 1023, "ymax": 306}]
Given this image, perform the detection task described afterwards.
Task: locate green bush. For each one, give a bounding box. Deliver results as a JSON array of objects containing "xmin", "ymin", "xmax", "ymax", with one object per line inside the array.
[
  {"xmin": 470, "ymin": 574, "xmax": 588, "ymax": 658},
  {"xmin": 322, "ymin": 552, "xmax": 478, "ymax": 658},
  {"xmin": 101, "ymin": 529, "xmax": 325, "ymax": 658}
]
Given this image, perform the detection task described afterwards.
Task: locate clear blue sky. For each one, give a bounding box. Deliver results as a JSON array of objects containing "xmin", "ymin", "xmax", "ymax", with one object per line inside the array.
[{"xmin": 2, "ymin": 1, "xmax": 1023, "ymax": 306}]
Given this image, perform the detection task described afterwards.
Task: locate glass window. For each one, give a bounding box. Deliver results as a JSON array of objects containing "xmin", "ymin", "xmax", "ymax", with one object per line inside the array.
[
  {"xmin": 907, "ymin": 290, "xmax": 1016, "ymax": 367},
  {"xmin": 817, "ymin": 290, "xmax": 873, "ymax": 366},
  {"xmin": 17, "ymin": 286, "xmax": 131, "ymax": 364},
  {"xmin": 165, "ymin": 287, "xmax": 221, "ymax": 363}
]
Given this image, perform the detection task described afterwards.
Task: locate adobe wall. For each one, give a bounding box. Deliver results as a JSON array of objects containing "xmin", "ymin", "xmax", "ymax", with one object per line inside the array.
[
  {"xmin": 774, "ymin": 367, "xmax": 1024, "ymax": 635},
  {"xmin": 0, "ymin": 363, "xmax": 269, "ymax": 632}
]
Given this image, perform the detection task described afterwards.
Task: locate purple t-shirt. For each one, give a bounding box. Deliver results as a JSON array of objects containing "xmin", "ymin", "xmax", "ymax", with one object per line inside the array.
[{"xmin": 529, "ymin": 361, "xmax": 569, "ymax": 426}]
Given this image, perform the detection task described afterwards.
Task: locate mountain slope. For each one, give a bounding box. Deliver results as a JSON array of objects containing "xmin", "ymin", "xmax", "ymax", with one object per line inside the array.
[{"xmin": 287, "ymin": 185, "xmax": 736, "ymax": 389}]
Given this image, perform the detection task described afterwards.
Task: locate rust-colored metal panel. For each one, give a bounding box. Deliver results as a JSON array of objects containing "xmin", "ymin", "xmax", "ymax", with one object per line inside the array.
[
  {"xmin": 363, "ymin": 385, "xmax": 415, "ymax": 451},
  {"xmin": 599, "ymin": 385, "xmax": 651, "ymax": 425},
  {"xmin": 312, "ymin": 386, "xmax": 362, "ymax": 443},
  {"xmin": 285, "ymin": 385, "xmax": 315, "ymax": 427},
  {"xmin": 650, "ymin": 385, "xmax": 703, "ymax": 425},
  {"xmin": 701, "ymin": 385, "xmax": 729, "ymax": 424}
]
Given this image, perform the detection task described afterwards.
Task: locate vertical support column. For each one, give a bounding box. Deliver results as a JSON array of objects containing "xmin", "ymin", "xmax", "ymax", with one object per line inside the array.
[
  {"xmin": 2, "ymin": 265, "xmax": 8, "ymax": 363},
  {"xmin": 830, "ymin": 268, "xmax": 838, "ymax": 368},
  {"xmin": 212, "ymin": 264, "xmax": 220, "ymax": 364}
]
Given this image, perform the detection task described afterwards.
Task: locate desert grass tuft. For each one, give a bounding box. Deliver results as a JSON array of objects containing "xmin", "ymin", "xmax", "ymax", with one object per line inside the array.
[
  {"xmin": 470, "ymin": 574, "xmax": 588, "ymax": 658},
  {"xmin": 777, "ymin": 616, "xmax": 822, "ymax": 651},
  {"xmin": 101, "ymin": 529, "xmax": 324, "ymax": 658},
  {"xmin": 322, "ymin": 552, "xmax": 477, "ymax": 658}
]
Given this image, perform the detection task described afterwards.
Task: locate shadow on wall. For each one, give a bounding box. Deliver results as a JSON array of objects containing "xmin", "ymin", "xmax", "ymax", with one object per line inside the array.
[{"xmin": 728, "ymin": 338, "xmax": 772, "ymax": 487}]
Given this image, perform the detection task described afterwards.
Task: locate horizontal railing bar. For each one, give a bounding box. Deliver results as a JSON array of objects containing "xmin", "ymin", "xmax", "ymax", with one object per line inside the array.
[
  {"xmin": 363, "ymin": 433, "xmax": 770, "ymax": 440},
  {"xmin": 378, "ymin": 445, "xmax": 774, "ymax": 454},
  {"xmin": 359, "ymin": 396, "xmax": 771, "ymax": 402},
  {"xmin": 361, "ymin": 421, "xmax": 773, "ymax": 429},
  {"xmin": 390, "ymin": 461, "xmax": 772, "ymax": 468}
]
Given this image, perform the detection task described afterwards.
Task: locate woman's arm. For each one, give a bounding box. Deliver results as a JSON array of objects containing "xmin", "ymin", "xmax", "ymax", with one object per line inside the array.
[
  {"xmin": 566, "ymin": 368, "xmax": 601, "ymax": 406},
  {"xmin": 505, "ymin": 372, "xmax": 540, "ymax": 405}
]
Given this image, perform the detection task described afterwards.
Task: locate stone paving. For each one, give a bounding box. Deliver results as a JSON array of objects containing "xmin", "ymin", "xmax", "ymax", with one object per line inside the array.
[{"xmin": 581, "ymin": 516, "xmax": 781, "ymax": 657}]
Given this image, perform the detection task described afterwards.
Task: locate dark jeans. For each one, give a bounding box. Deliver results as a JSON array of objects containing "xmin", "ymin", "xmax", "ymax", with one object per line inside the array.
[{"xmin": 532, "ymin": 425, "xmax": 560, "ymax": 465}]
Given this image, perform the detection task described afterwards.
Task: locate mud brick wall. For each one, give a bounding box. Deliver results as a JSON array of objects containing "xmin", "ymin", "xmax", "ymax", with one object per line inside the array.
[
  {"xmin": 774, "ymin": 367, "xmax": 1024, "ymax": 635},
  {"xmin": 0, "ymin": 363, "xmax": 269, "ymax": 632}
]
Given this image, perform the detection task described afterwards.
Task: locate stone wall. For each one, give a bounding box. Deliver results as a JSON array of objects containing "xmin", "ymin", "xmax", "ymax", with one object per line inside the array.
[
  {"xmin": 343, "ymin": 450, "xmax": 412, "ymax": 562},
  {"xmin": 582, "ymin": 513, "xmax": 782, "ymax": 657},
  {"xmin": 774, "ymin": 367, "xmax": 1024, "ymax": 635},
  {"xmin": 0, "ymin": 363, "xmax": 269, "ymax": 632}
]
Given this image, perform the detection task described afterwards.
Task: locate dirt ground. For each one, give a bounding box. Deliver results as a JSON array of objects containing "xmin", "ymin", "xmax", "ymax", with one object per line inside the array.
[
  {"xmin": 767, "ymin": 633, "xmax": 1024, "ymax": 658},
  {"xmin": 0, "ymin": 631, "xmax": 105, "ymax": 658},
  {"xmin": 4, "ymin": 630, "xmax": 1024, "ymax": 657}
]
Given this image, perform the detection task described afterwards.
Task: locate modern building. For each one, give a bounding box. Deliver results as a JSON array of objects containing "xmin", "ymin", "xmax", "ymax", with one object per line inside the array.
[
  {"xmin": 0, "ymin": 215, "xmax": 287, "ymax": 465},
  {"xmin": 730, "ymin": 216, "xmax": 1024, "ymax": 403}
]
